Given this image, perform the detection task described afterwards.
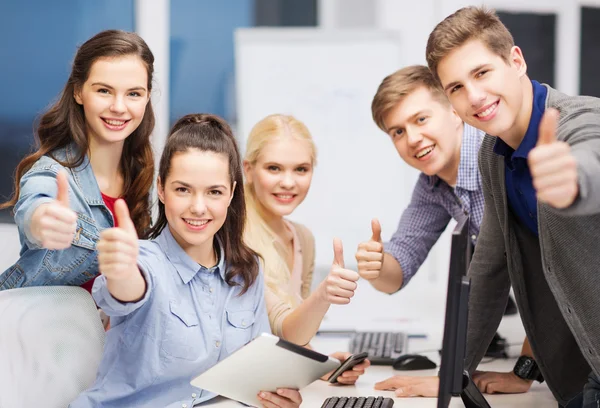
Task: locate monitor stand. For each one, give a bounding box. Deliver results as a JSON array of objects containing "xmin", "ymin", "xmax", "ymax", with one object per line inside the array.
[{"xmin": 461, "ymin": 371, "xmax": 491, "ymax": 408}]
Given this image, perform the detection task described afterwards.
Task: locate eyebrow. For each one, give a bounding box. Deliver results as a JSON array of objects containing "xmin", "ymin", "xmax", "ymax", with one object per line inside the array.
[
  {"xmin": 443, "ymin": 64, "xmax": 488, "ymax": 93},
  {"xmin": 171, "ymin": 180, "xmax": 228, "ymax": 190},
  {"xmin": 91, "ymin": 82, "xmax": 147, "ymax": 92},
  {"xmin": 387, "ymin": 110, "xmax": 430, "ymax": 132},
  {"xmin": 264, "ymin": 161, "xmax": 312, "ymax": 167}
]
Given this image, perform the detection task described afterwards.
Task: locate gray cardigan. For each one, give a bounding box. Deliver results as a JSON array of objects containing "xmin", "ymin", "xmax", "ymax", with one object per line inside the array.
[{"xmin": 466, "ymin": 84, "xmax": 600, "ymax": 405}]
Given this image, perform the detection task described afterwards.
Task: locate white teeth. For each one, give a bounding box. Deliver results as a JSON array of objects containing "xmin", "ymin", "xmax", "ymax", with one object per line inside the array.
[
  {"xmin": 104, "ymin": 119, "xmax": 127, "ymax": 126},
  {"xmin": 185, "ymin": 219, "xmax": 208, "ymax": 226},
  {"xmin": 476, "ymin": 103, "xmax": 497, "ymax": 118},
  {"xmin": 275, "ymin": 194, "xmax": 293, "ymax": 199},
  {"xmin": 416, "ymin": 145, "xmax": 434, "ymax": 159}
]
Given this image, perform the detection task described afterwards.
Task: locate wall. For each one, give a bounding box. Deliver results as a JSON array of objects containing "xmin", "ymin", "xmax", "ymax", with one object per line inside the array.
[{"xmin": 169, "ymin": 0, "xmax": 253, "ymax": 124}]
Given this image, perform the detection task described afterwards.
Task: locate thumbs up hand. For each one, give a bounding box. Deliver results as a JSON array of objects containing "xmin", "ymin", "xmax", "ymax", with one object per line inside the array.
[
  {"xmin": 318, "ymin": 238, "xmax": 359, "ymax": 305},
  {"xmin": 355, "ymin": 219, "xmax": 384, "ymax": 281},
  {"xmin": 528, "ymin": 108, "xmax": 579, "ymax": 209},
  {"xmin": 97, "ymin": 199, "xmax": 140, "ymax": 282},
  {"xmin": 30, "ymin": 170, "xmax": 78, "ymax": 249}
]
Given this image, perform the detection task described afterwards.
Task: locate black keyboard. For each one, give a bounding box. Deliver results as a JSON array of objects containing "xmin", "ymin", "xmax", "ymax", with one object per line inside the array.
[
  {"xmin": 349, "ymin": 331, "xmax": 407, "ymax": 365},
  {"xmin": 321, "ymin": 396, "xmax": 394, "ymax": 408}
]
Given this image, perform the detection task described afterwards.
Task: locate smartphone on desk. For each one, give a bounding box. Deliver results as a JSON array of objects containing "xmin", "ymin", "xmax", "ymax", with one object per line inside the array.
[{"xmin": 327, "ymin": 352, "xmax": 369, "ymax": 384}]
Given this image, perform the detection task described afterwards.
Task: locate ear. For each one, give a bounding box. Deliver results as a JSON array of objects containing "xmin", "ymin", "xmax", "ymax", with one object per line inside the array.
[
  {"xmin": 74, "ymin": 87, "xmax": 83, "ymax": 105},
  {"xmin": 228, "ymin": 181, "xmax": 237, "ymax": 206},
  {"xmin": 242, "ymin": 160, "xmax": 253, "ymax": 184},
  {"xmin": 157, "ymin": 176, "xmax": 165, "ymax": 204},
  {"xmin": 510, "ymin": 46, "xmax": 528, "ymax": 78}
]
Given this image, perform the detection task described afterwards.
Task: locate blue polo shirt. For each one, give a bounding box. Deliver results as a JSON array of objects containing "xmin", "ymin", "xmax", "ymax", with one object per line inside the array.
[{"xmin": 493, "ymin": 80, "xmax": 547, "ymax": 236}]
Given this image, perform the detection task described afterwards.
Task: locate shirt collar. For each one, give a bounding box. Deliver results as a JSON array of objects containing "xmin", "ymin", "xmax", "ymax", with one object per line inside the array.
[
  {"xmin": 426, "ymin": 123, "xmax": 483, "ymax": 192},
  {"xmin": 155, "ymin": 227, "xmax": 227, "ymax": 284},
  {"xmin": 493, "ymin": 80, "xmax": 548, "ymax": 160}
]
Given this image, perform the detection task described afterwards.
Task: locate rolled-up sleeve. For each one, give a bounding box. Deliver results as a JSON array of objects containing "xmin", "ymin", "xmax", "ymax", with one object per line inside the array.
[
  {"xmin": 384, "ymin": 175, "xmax": 451, "ymax": 289},
  {"xmin": 91, "ymin": 245, "xmax": 156, "ymax": 317},
  {"xmin": 14, "ymin": 164, "xmax": 61, "ymax": 250}
]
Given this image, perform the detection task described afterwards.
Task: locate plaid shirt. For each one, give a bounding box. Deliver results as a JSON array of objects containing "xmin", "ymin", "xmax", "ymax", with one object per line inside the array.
[{"xmin": 385, "ymin": 124, "xmax": 484, "ymax": 289}]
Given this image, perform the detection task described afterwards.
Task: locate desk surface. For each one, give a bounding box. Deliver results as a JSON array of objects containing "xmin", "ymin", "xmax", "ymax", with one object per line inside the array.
[
  {"xmin": 200, "ymin": 281, "xmax": 556, "ymax": 407},
  {"xmin": 199, "ymin": 334, "xmax": 556, "ymax": 407}
]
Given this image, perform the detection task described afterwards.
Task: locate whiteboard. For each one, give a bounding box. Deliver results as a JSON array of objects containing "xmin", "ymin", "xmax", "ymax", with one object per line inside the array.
[{"xmin": 234, "ymin": 28, "xmax": 422, "ymax": 275}]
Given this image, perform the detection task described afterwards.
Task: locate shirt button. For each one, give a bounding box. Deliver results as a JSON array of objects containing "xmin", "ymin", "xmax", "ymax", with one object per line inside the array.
[
  {"xmin": 182, "ymin": 404, "xmax": 187, "ymax": 408},
  {"xmin": 192, "ymin": 393, "xmax": 197, "ymax": 398},
  {"xmin": 209, "ymin": 287, "xmax": 214, "ymax": 293},
  {"xmin": 215, "ymin": 341, "xmax": 221, "ymax": 348},
  {"xmin": 471, "ymin": 234, "xmax": 477, "ymax": 240},
  {"xmin": 241, "ymin": 320, "xmax": 247, "ymax": 327}
]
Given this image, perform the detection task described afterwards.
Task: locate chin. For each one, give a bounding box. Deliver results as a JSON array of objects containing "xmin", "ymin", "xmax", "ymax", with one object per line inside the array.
[{"xmin": 266, "ymin": 202, "xmax": 297, "ymax": 217}]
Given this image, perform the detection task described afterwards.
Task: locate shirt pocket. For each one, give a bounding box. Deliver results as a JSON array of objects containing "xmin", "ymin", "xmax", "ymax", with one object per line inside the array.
[
  {"xmin": 225, "ymin": 309, "xmax": 255, "ymax": 354},
  {"xmin": 161, "ymin": 300, "xmax": 202, "ymax": 361}
]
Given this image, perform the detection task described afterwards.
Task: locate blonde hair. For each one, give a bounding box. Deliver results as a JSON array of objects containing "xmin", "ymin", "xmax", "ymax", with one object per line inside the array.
[
  {"xmin": 371, "ymin": 65, "xmax": 449, "ymax": 133},
  {"xmin": 426, "ymin": 6, "xmax": 514, "ymax": 83},
  {"xmin": 243, "ymin": 114, "xmax": 317, "ymax": 308}
]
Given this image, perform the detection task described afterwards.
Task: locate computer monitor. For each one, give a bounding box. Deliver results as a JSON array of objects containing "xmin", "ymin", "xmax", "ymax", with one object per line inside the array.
[{"xmin": 437, "ymin": 218, "xmax": 490, "ymax": 408}]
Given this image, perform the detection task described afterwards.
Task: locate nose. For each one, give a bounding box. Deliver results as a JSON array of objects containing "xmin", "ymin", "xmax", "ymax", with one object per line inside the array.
[
  {"xmin": 279, "ymin": 171, "xmax": 295, "ymax": 189},
  {"xmin": 190, "ymin": 194, "xmax": 207, "ymax": 215},
  {"xmin": 110, "ymin": 96, "xmax": 126, "ymax": 114},
  {"xmin": 466, "ymin": 83, "xmax": 486, "ymax": 108},
  {"xmin": 406, "ymin": 127, "xmax": 423, "ymax": 147}
]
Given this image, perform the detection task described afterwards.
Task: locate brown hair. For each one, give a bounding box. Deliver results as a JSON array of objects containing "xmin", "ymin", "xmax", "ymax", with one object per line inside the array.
[
  {"xmin": 1, "ymin": 30, "xmax": 155, "ymax": 237},
  {"xmin": 147, "ymin": 114, "xmax": 259, "ymax": 294},
  {"xmin": 371, "ymin": 65, "xmax": 449, "ymax": 132},
  {"xmin": 426, "ymin": 6, "xmax": 514, "ymax": 83}
]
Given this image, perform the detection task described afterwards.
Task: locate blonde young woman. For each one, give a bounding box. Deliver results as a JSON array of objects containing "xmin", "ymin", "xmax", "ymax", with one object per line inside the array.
[{"xmin": 243, "ymin": 114, "xmax": 370, "ymax": 385}]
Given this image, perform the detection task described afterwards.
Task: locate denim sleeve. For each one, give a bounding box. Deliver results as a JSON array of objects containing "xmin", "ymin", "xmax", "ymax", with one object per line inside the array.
[
  {"xmin": 91, "ymin": 243, "xmax": 156, "ymax": 317},
  {"xmin": 251, "ymin": 263, "xmax": 272, "ymax": 337},
  {"xmin": 384, "ymin": 175, "xmax": 451, "ymax": 289},
  {"xmin": 14, "ymin": 163, "xmax": 61, "ymax": 250}
]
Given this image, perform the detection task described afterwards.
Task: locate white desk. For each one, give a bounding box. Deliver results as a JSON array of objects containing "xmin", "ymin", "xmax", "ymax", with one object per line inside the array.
[
  {"xmin": 199, "ymin": 331, "xmax": 556, "ymax": 407},
  {"xmin": 200, "ymin": 280, "xmax": 557, "ymax": 407}
]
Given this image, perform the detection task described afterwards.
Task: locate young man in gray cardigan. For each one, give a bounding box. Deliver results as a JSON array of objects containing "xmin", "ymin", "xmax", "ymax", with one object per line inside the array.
[{"xmin": 375, "ymin": 6, "xmax": 600, "ymax": 408}]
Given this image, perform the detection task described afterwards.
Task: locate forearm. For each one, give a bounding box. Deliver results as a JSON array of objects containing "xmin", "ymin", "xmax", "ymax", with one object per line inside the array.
[
  {"xmin": 106, "ymin": 268, "xmax": 147, "ymax": 303},
  {"xmin": 281, "ymin": 284, "xmax": 331, "ymax": 345},
  {"xmin": 520, "ymin": 337, "xmax": 532, "ymax": 357},
  {"xmin": 369, "ymin": 253, "xmax": 403, "ymax": 294}
]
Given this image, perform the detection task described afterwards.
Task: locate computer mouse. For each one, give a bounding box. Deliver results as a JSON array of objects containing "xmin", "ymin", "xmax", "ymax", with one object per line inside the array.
[{"xmin": 392, "ymin": 354, "xmax": 437, "ymax": 371}]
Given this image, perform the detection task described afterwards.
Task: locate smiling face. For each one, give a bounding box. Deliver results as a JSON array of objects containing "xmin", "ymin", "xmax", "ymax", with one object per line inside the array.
[
  {"xmin": 158, "ymin": 149, "xmax": 234, "ymax": 261},
  {"xmin": 437, "ymin": 39, "xmax": 530, "ymax": 142},
  {"xmin": 244, "ymin": 137, "xmax": 313, "ymax": 219},
  {"xmin": 74, "ymin": 55, "xmax": 150, "ymax": 148},
  {"xmin": 383, "ymin": 86, "xmax": 463, "ymax": 183}
]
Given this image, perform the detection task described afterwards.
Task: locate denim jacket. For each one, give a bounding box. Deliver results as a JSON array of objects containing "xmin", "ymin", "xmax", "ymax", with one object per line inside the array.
[{"xmin": 0, "ymin": 144, "xmax": 115, "ymax": 290}]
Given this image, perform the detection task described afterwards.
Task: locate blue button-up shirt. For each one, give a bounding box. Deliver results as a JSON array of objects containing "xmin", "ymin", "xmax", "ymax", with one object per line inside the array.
[
  {"xmin": 493, "ymin": 80, "xmax": 547, "ymax": 236},
  {"xmin": 70, "ymin": 227, "xmax": 270, "ymax": 408},
  {"xmin": 385, "ymin": 123, "xmax": 485, "ymax": 288}
]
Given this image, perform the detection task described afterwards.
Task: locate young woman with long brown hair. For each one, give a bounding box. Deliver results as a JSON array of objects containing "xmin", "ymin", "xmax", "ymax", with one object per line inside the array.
[
  {"xmin": 70, "ymin": 114, "xmax": 302, "ymax": 408},
  {"xmin": 0, "ymin": 29, "xmax": 155, "ymax": 291}
]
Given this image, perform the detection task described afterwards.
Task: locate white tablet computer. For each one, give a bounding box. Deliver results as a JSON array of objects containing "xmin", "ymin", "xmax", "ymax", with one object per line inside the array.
[{"xmin": 191, "ymin": 333, "xmax": 340, "ymax": 407}]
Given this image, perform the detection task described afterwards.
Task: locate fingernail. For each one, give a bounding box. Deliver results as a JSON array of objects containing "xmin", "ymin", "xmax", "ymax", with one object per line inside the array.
[
  {"xmin": 276, "ymin": 389, "xmax": 284, "ymax": 395},
  {"xmin": 259, "ymin": 392, "xmax": 266, "ymax": 398}
]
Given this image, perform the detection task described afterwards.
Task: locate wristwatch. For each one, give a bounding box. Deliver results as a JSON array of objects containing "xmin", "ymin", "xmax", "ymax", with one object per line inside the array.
[{"xmin": 513, "ymin": 356, "xmax": 544, "ymax": 383}]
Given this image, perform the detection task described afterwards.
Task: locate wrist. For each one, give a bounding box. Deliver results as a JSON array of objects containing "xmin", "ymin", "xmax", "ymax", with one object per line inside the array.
[
  {"xmin": 513, "ymin": 356, "xmax": 544, "ymax": 383},
  {"xmin": 316, "ymin": 281, "xmax": 331, "ymax": 304}
]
